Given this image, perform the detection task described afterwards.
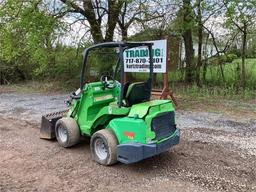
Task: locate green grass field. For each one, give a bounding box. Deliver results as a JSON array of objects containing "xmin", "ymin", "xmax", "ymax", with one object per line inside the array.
[
  {"xmin": 203, "ymin": 58, "xmax": 256, "ymax": 88},
  {"xmin": 133, "ymin": 58, "xmax": 256, "ymax": 99},
  {"xmin": 171, "ymin": 58, "xmax": 256, "ymax": 86}
]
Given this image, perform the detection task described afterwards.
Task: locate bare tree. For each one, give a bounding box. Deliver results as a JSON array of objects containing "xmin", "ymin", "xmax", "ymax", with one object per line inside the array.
[
  {"xmin": 193, "ymin": 0, "xmax": 225, "ymax": 85},
  {"xmin": 59, "ymin": 0, "xmax": 124, "ymax": 43},
  {"xmin": 117, "ymin": 0, "xmax": 167, "ymax": 41},
  {"xmin": 203, "ymin": 24, "xmax": 239, "ymax": 83},
  {"xmin": 224, "ymin": 0, "xmax": 256, "ymax": 88}
]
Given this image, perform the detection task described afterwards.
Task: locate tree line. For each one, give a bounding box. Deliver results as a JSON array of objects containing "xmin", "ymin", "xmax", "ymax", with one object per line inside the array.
[{"xmin": 0, "ymin": 0, "xmax": 255, "ymax": 91}]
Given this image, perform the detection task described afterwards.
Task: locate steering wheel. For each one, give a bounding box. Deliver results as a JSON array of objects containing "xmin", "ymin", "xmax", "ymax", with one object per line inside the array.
[{"xmin": 100, "ymin": 75, "xmax": 116, "ymax": 89}]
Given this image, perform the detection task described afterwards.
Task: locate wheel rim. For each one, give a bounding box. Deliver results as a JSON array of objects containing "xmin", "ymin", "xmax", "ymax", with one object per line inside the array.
[
  {"xmin": 94, "ymin": 137, "xmax": 108, "ymax": 160},
  {"xmin": 58, "ymin": 125, "xmax": 68, "ymax": 143}
]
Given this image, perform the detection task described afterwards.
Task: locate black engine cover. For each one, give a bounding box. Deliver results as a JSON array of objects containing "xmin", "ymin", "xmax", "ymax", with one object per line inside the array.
[{"xmin": 151, "ymin": 111, "xmax": 176, "ymax": 140}]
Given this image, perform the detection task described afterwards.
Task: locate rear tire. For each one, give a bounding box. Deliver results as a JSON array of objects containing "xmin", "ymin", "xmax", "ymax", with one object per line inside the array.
[
  {"xmin": 55, "ymin": 117, "xmax": 80, "ymax": 148},
  {"xmin": 90, "ymin": 129, "xmax": 118, "ymax": 166}
]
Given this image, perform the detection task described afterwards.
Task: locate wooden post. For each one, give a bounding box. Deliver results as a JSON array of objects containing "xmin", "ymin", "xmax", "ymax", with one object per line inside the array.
[{"xmin": 151, "ymin": 37, "xmax": 178, "ymax": 106}]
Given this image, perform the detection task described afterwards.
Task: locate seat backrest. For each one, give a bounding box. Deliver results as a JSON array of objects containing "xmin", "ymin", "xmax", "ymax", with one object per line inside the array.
[{"xmin": 125, "ymin": 82, "xmax": 150, "ymax": 106}]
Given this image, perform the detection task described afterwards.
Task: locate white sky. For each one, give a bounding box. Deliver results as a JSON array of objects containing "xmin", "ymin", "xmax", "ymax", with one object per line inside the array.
[
  {"xmin": 51, "ymin": 0, "xmax": 177, "ymax": 46},
  {"xmin": 48, "ymin": 0, "xmax": 231, "ymax": 47}
]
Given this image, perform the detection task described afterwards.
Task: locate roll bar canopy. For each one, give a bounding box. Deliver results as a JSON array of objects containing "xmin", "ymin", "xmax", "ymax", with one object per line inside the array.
[{"xmin": 80, "ymin": 41, "xmax": 154, "ymax": 107}]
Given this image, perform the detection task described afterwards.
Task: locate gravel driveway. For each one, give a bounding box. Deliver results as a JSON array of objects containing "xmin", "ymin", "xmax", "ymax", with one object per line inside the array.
[{"xmin": 0, "ymin": 91, "xmax": 255, "ymax": 192}]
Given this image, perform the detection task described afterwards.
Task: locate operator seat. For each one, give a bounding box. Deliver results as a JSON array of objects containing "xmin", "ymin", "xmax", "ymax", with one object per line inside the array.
[{"xmin": 124, "ymin": 82, "xmax": 151, "ymax": 106}]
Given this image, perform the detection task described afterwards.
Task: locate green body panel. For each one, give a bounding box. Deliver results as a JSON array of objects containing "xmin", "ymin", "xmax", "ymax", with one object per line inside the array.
[
  {"xmin": 67, "ymin": 81, "xmax": 130, "ymax": 136},
  {"xmin": 108, "ymin": 100, "xmax": 175, "ymax": 144},
  {"xmin": 128, "ymin": 100, "xmax": 173, "ymax": 118},
  {"xmin": 67, "ymin": 81, "xmax": 176, "ymax": 145},
  {"xmin": 108, "ymin": 117, "xmax": 148, "ymax": 144}
]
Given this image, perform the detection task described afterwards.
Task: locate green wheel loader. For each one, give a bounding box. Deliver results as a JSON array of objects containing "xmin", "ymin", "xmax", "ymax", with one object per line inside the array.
[{"xmin": 40, "ymin": 42, "xmax": 180, "ymax": 165}]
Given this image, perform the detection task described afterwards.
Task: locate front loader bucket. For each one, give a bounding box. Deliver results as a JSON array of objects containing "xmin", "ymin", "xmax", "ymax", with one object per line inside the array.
[{"xmin": 40, "ymin": 110, "xmax": 68, "ymax": 139}]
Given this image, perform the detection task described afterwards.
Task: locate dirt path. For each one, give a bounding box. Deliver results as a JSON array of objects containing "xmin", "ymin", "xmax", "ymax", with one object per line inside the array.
[{"xmin": 0, "ymin": 92, "xmax": 256, "ymax": 192}]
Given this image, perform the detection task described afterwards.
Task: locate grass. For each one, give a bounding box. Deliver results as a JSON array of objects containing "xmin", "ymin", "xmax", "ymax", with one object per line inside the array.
[
  {"xmin": 173, "ymin": 84, "xmax": 256, "ymax": 100},
  {"xmin": 172, "ymin": 83, "xmax": 256, "ymax": 120},
  {"xmin": 131, "ymin": 58, "xmax": 256, "ymax": 100},
  {"xmin": 171, "ymin": 58, "xmax": 256, "ymax": 101},
  {"xmin": 132, "ymin": 58, "xmax": 256, "ymax": 85},
  {"xmin": 204, "ymin": 58, "xmax": 256, "ymax": 89},
  {"xmin": 170, "ymin": 58, "xmax": 256, "ymax": 89}
]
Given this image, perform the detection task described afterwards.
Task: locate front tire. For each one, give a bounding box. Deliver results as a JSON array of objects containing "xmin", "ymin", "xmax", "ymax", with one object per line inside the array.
[
  {"xmin": 90, "ymin": 129, "xmax": 118, "ymax": 165},
  {"xmin": 55, "ymin": 117, "xmax": 80, "ymax": 148}
]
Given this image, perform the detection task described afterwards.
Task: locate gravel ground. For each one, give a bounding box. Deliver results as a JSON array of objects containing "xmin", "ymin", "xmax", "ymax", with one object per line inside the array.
[{"xmin": 0, "ymin": 91, "xmax": 256, "ymax": 192}]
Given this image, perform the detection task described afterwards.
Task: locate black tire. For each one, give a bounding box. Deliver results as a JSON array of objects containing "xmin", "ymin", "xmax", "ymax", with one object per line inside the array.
[
  {"xmin": 55, "ymin": 117, "xmax": 80, "ymax": 148},
  {"xmin": 90, "ymin": 129, "xmax": 118, "ymax": 166}
]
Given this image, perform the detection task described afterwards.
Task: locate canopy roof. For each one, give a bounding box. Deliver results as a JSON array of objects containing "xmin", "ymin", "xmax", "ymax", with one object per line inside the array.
[{"xmin": 83, "ymin": 42, "xmax": 153, "ymax": 52}]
